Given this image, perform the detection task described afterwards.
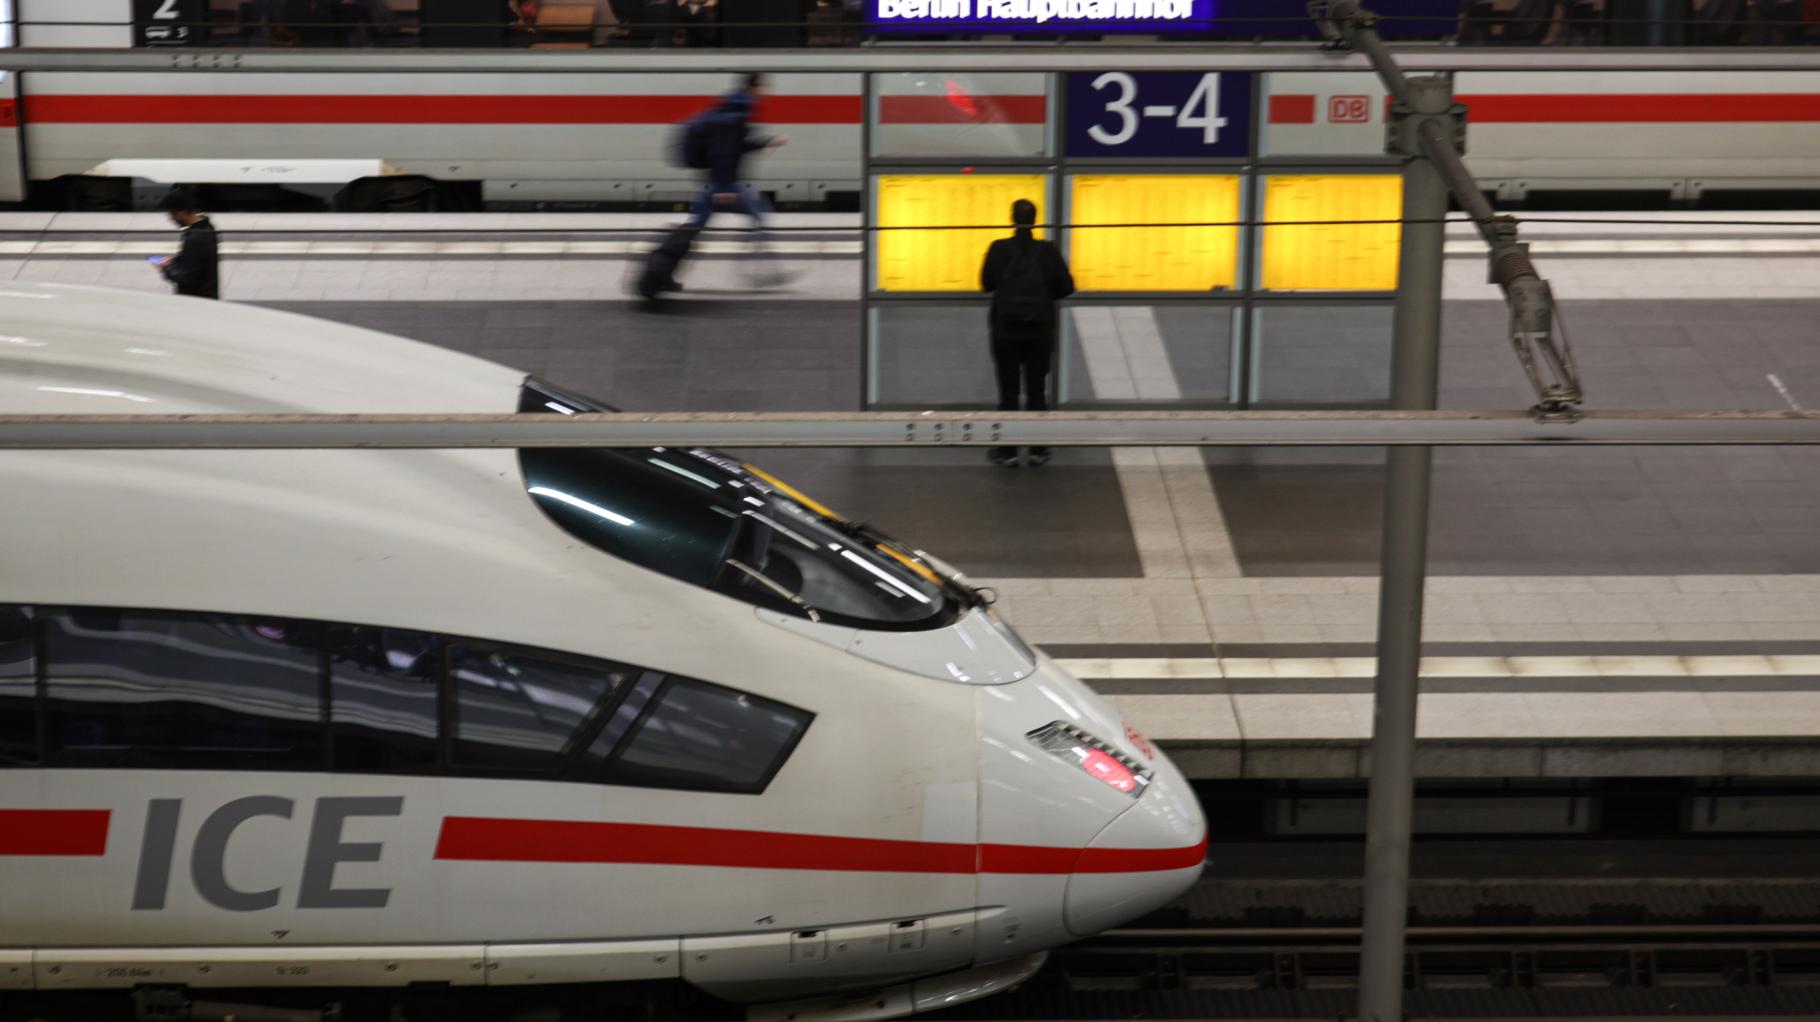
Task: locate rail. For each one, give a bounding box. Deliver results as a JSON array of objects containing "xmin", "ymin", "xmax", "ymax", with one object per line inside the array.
[
  {"xmin": 4, "ymin": 410, "xmax": 1820, "ymax": 448},
  {"xmin": 1067, "ymin": 922, "xmax": 1820, "ymax": 993}
]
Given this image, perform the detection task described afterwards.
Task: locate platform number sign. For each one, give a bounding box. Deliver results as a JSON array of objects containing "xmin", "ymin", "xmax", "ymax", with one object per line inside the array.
[
  {"xmin": 1066, "ymin": 72, "xmax": 1253, "ymax": 159},
  {"xmin": 134, "ymin": 0, "xmax": 205, "ymax": 46}
]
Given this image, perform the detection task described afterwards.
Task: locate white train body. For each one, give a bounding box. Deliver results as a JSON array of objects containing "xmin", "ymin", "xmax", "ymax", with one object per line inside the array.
[
  {"xmin": 11, "ymin": 69, "xmax": 1820, "ymax": 205},
  {"xmin": 0, "ymin": 284, "xmax": 1205, "ymax": 1014}
]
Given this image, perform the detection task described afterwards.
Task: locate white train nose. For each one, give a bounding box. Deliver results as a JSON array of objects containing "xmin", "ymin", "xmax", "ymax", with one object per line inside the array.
[{"xmin": 1062, "ymin": 750, "xmax": 1206, "ymax": 937}]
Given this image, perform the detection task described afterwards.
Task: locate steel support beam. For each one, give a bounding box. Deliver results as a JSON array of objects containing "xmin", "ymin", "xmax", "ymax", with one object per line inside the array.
[
  {"xmin": 1356, "ymin": 75, "xmax": 1450, "ymax": 1022},
  {"xmin": 2, "ymin": 411, "xmax": 1820, "ymax": 449}
]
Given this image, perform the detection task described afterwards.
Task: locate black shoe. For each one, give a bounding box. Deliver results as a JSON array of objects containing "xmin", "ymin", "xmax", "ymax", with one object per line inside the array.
[
  {"xmin": 1026, "ymin": 448, "xmax": 1051, "ymax": 467},
  {"xmin": 989, "ymin": 448, "xmax": 1019, "ymax": 467}
]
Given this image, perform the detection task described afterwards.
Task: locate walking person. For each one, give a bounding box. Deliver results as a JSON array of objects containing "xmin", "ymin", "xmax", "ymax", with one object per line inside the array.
[
  {"xmin": 980, "ymin": 198, "xmax": 1074, "ymax": 467},
  {"xmin": 637, "ymin": 72, "xmax": 788, "ymax": 303},
  {"xmin": 151, "ymin": 188, "xmax": 220, "ymax": 301}
]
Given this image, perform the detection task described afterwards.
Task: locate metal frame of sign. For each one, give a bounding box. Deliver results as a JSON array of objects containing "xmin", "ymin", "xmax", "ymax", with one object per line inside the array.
[
  {"xmin": 1055, "ymin": 72, "xmax": 1253, "ymax": 408},
  {"xmin": 862, "ymin": 72, "xmax": 1061, "ymax": 410},
  {"xmin": 860, "ymin": 69, "xmax": 1404, "ymax": 411}
]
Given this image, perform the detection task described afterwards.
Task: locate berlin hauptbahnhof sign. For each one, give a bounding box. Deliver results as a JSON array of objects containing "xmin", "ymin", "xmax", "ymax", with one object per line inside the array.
[{"xmin": 867, "ymin": 0, "xmax": 1455, "ymax": 35}]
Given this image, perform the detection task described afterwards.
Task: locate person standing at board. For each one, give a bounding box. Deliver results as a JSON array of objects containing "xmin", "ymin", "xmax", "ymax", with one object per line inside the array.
[
  {"xmin": 151, "ymin": 189, "xmax": 219, "ymax": 301},
  {"xmin": 980, "ymin": 198, "xmax": 1074, "ymax": 467}
]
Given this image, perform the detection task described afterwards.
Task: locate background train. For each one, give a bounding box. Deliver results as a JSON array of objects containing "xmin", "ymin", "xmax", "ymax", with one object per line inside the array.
[
  {"xmin": 6, "ymin": 68, "xmax": 1820, "ymax": 211},
  {"xmin": 0, "ymin": 282, "xmax": 1206, "ymax": 1022}
]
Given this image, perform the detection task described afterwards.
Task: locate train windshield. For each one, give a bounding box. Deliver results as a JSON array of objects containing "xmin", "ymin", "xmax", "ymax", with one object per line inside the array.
[{"xmin": 517, "ymin": 380, "xmax": 971, "ymax": 631}]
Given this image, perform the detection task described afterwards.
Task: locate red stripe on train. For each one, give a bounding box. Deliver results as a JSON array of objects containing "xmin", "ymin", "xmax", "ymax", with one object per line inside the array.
[
  {"xmin": 1266, "ymin": 92, "xmax": 1820, "ymax": 124},
  {"xmin": 1463, "ymin": 93, "xmax": 1820, "ymax": 123},
  {"xmin": 877, "ymin": 94, "xmax": 1047, "ymax": 125},
  {"xmin": 1267, "ymin": 94, "xmax": 1316, "ymax": 125},
  {"xmin": 22, "ymin": 94, "xmax": 861, "ymax": 125},
  {"xmin": 0, "ymin": 100, "xmax": 17, "ymax": 129},
  {"xmin": 24, "ymin": 93, "xmax": 1047, "ymax": 126},
  {"xmin": 435, "ymin": 816, "xmax": 1207, "ymax": 874},
  {"xmin": 0, "ymin": 809, "xmax": 111, "ymax": 856},
  {"xmin": 29, "ymin": 91, "xmax": 1820, "ymax": 128}
]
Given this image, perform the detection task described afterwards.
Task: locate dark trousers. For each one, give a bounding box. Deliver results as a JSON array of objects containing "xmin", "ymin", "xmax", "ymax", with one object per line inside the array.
[{"xmin": 991, "ymin": 330, "xmax": 1052, "ymax": 457}]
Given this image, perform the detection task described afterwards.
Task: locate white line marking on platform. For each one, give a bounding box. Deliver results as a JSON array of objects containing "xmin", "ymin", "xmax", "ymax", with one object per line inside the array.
[
  {"xmin": 1055, "ymin": 654, "xmax": 1820, "ymax": 681},
  {"xmin": 1071, "ymin": 306, "xmax": 1240, "ymax": 581},
  {"xmin": 1769, "ymin": 373, "xmax": 1804, "ymax": 411}
]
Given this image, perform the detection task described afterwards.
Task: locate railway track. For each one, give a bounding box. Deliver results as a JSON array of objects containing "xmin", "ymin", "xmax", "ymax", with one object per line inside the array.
[{"xmin": 928, "ymin": 920, "xmax": 1820, "ymax": 1018}]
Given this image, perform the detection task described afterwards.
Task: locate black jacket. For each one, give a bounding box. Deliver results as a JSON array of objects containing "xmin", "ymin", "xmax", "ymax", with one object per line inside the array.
[
  {"xmin": 163, "ymin": 217, "xmax": 219, "ymax": 300},
  {"xmin": 704, "ymin": 93, "xmax": 771, "ymax": 191},
  {"xmin": 981, "ymin": 230, "xmax": 1075, "ymax": 334}
]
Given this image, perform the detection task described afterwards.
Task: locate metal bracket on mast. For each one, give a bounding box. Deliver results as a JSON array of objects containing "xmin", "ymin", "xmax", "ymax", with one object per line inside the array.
[{"xmin": 1311, "ymin": 0, "xmax": 1583, "ymax": 421}]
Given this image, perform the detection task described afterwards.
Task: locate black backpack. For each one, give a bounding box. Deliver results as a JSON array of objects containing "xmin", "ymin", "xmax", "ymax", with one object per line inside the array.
[
  {"xmin": 994, "ymin": 242, "xmax": 1052, "ymax": 327},
  {"xmin": 670, "ymin": 109, "xmax": 717, "ymax": 170}
]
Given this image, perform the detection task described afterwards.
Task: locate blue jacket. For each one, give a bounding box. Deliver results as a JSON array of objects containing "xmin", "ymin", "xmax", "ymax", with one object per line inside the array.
[{"xmin": 703, "ymin": 91, "xmax": 771, "ymax": 190}]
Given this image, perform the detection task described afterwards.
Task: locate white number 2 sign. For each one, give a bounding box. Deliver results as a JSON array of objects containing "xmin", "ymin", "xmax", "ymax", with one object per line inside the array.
[{"xmin": 153, "ymin": 0, "xmax": 182, "ymax": 17}]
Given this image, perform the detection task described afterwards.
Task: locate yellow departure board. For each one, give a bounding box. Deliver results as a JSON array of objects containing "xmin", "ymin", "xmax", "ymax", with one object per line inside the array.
[
  {"xmin": 1068, "ymin": 175, "xmax": 1242, "ymax": 292},
  {"xmin": 1260, "ymin": 174, "xmax": 1402, "ymax": 291},
  {"xmin": 874, "ymin": 174, "xmax": 1048, "ymax": 292}
]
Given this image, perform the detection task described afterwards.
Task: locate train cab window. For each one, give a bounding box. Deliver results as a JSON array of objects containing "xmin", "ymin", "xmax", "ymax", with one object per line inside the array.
[
  {"xmin": 603, "ymin": 678, "xmax": 810, "ymax": 795},
  {"xmin": 517, "ymin": 382, "xmax": 972, "ymax": 632},
  {"xmin": 0, "ymin": 606, "xmax": 37, "ymax": 766},
  {"xmin": 450, "ymin": 644, "xmax": 628, "ymax": 773},
  {"xmin": 329, "ymin": 626, "xmax": 441, "ymax": 773},
  {"xmin": 42, "ymin": 610, "xmax": 323, "ymax": 769},
  {"xmin": 521, "ymin": 445, "xmax": 739, "ymax": 588}
]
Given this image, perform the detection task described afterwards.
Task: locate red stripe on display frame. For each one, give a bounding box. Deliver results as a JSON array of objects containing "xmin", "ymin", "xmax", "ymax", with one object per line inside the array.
[
  {"xmin": 1267, "ymin": 94, "xmax": 1316, "ymax": 125},
  {"xmin": 435, "ymin": 817, "xmax": 1208, "ymax": 875},
  {"xmin": 0, "ymin": 809, "xmax": 111, "ymax": 856},
  {"xmin": 1459, "ymin": 93, "xmax": 1820, "ymax": 123},
  {"xmin": 23, "ymin": 94, "xmax": 861, "ymax": 126},
  {"xmin": 876, "ymin": 95, "xmax": 1047, "ymax": 125}
]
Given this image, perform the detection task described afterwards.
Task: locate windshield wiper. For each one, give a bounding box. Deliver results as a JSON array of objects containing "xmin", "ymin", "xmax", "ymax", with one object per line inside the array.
[{"xmin": 725, "ymin": 559, "xmax": 822, "ymax": 623}]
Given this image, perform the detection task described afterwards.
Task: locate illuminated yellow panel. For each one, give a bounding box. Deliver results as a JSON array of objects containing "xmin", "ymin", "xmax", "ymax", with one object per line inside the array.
[
  {"xmin": 1261, "ymin": 175, "xmax": 1402, "ymax": 291},
  {"xmin": 1069, "ymin": 175, "xmax": 1242, "ymax": 292},
  {"xmin": 875, "ymin": 174, "xmax": 1048, "ymax": 292}
]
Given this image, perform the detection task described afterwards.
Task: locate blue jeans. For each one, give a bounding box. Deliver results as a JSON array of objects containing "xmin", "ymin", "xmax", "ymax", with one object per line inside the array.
[{"xmin": 683, "ymin": 181, "xmax": 771, "ymax": 251}]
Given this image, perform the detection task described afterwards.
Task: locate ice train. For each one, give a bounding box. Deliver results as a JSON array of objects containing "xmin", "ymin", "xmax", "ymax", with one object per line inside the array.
[
  {"xmin": 0, "ymin": 282, "xmax": 1206, "ymax": 1020},
  {"xmin": 5, "ymin": 67, "xmax": 1820, "ymax": 208}
]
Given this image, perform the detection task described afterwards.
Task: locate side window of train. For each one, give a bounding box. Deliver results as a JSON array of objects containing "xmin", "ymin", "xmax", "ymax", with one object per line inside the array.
[
  {"xmin": 42, "ymin": 609, "xmax": 323, "ymax": 769},
  {"xmin": 601, "ymin": 678, "xmax": 812, "ymax": 795},
  {"xmin": 0, "ymin": 606, "xmax": 37, "ymax": 765},
  {"xmin": 328, "ymin": 625, "xmax": 442, "ymax": 773},
  {"xmin": 450, "ymin": 644, "xmax": 630, "ymax": 773}
]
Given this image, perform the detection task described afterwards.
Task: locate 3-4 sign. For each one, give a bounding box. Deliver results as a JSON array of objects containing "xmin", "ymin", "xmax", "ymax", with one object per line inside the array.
[
  {"xmin": 134, "ymin": 0, "xmax": 206, "ymax": 46},
  {"xmin": 1066, "ymin": 72, "xmax": 1254, "ymax": 159}
]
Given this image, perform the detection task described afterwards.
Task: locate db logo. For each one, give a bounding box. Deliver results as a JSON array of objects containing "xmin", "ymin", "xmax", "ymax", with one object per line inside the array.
[
  {"xmin": 1124, "ymin": 724, "xmax": 1154, "ymax": 761},
  {"xmin": 1328, "ymin": 95, "xmax": 1371, "ymax": 124}
]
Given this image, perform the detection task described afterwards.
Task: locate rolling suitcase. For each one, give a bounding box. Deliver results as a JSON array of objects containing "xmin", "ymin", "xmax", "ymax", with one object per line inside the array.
[{"xmin": 636, "ymin": 224, "xmax": 701, "ymax": 302}]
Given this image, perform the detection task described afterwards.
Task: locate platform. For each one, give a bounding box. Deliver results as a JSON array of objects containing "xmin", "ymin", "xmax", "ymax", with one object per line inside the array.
[{"xmin": 10, "ymin": 211, "xmax": 1820, "ymax": 780}]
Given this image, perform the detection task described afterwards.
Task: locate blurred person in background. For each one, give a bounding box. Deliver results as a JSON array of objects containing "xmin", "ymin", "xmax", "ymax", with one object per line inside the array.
[
  {"xmin": 638, "ymin": 73, "xmax": 789, "ymax": 300},
  {"xmin": 151, "ymin": 188, "xmax": 220, "ymax": 301}
]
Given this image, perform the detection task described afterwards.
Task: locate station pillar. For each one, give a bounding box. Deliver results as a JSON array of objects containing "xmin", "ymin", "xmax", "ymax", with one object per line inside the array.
[{"xmin": 1356, "ymin": 73, "xmax": 1450, "ymax": 1022}]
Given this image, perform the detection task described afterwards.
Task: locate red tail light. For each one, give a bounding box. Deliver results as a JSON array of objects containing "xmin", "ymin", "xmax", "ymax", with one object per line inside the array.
[{"xmin": 1027, "ymin": 722, "xmax": 1152, "ymax": 798}]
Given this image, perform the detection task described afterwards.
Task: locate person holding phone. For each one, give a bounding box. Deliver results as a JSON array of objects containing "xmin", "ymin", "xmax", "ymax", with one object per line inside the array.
[{"xmin": 149, "ymin": 188, "xmax": 219, "ymax": 300}]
